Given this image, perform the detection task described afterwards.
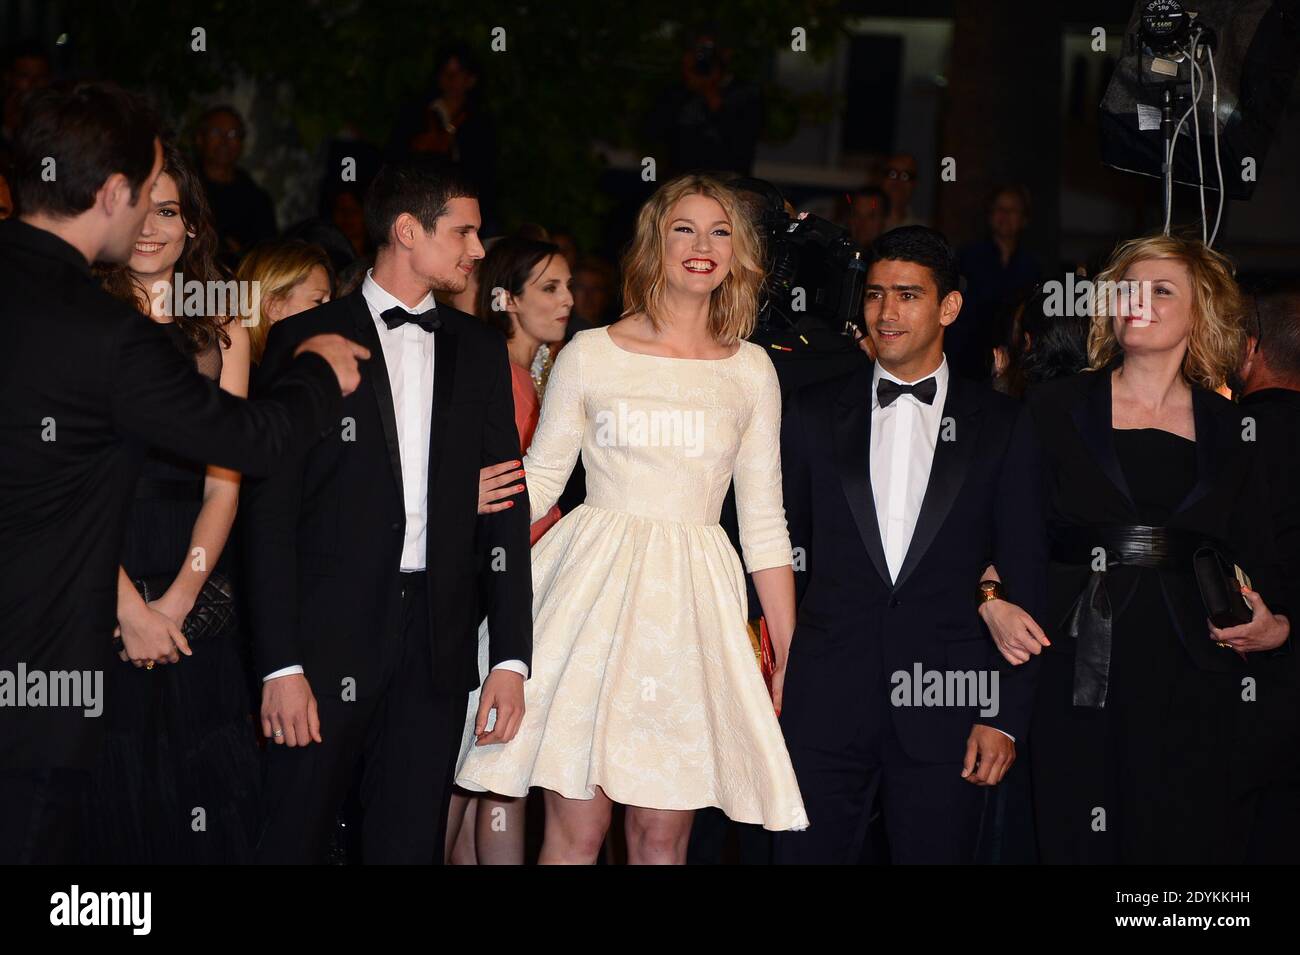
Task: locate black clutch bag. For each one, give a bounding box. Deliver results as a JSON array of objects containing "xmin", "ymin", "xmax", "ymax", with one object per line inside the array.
[
  {"xmin": 1193, "ymin": 545, "xmax": 1253, "ymax": 628},
  {"xmin": 114, "ymin": 570, "xmax": 237, "ymax": 649}
]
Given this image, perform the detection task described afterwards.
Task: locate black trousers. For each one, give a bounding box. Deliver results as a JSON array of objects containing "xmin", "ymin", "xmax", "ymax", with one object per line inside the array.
[
  {"xmin": 773, "ymin": 679, "xmax": 987, "ymax": 865},
  {"xmin": 0, "ymin": 767, "xmax": 89, "ymax": 864},
  {"xmin": 256, "ymin": 571, "xmax": 466, "ymax": 864}
]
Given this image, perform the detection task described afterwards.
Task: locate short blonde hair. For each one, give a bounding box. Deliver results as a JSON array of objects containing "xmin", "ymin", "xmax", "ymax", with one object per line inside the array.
[
  {"xmin": 236, "ymin": 240, "xmax": 334, "ymax": 363},
  {"xmin": 1089, "ymin": 232, "xmax": 1245, "ymax": 389},
  {"xmin": 620, "ymin": 174, "xmax": 764, "ymax": 345}
]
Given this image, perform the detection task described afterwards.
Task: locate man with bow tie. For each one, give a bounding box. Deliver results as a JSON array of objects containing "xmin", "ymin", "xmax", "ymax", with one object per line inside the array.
[
  {"xmin": 242, "ymin": 158, "xmax": 532, "ymax": 863},
  {"xmin": 772, "ymin": 226, "xmax": 1048, "ymax": 864}
]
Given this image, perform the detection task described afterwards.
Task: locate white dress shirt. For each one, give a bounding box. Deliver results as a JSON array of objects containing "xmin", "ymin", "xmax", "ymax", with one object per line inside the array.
[
  {"xmin": 870, "ymin": 357, "xmax": 950, "ymax": 584},
  {"xmin": 264, "ymin": 271, "xmax": 526, "ymax": 682},
  {"xmin": 868, "ymin": 356, "xmax": 1012, "ymax": 742}
]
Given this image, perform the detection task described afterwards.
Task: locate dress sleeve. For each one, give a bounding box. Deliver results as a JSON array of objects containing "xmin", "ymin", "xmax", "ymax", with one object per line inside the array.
[
  {"xmin": 733, "ymin": 348, "xmax": 793, "ymax": 572},
  {"xmin": 522, "ymin": 334, "xmax": 586, "ymax": 521}
]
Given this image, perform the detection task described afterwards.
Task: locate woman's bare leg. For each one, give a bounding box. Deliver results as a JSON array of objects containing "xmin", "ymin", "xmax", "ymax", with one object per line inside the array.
[
  {"xmin": 624, "ymin": 806, "xmax": 695, "ymax": 865},
  {"xmin": 539, "ymin": 786, "xmax": 613, "ymax": 864}
]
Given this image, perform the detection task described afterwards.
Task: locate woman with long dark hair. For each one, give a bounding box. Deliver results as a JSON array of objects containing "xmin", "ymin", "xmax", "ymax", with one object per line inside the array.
[{"xmin": 82, "ymin": 141, "xmax": 259, "ymax": 863}]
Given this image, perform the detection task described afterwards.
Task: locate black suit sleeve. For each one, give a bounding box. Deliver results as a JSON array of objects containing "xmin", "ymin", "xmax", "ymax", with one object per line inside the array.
[
  {"xmin": 110, "ymin": 310, "xmax": 339, "ymax": 475},
  {"xmin": 239, "ymin": 323, "xmax": 317, "ymax": 678},
  {"xmin": 479, "ymin": 337, "xmax": 532, "ymax": 672},
  {"xmin": 984, "ymin": 403, "xmax": 1049, "ymax": 741},
  {"xmin": 781, "ymin": 386, "xmax": 814, "ymax": 609}
]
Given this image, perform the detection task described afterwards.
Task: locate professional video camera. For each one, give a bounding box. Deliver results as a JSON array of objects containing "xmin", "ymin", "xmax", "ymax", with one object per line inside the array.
[{"xmin": 729, "ymin": 177, "xmax": 868, "ymax": 342}]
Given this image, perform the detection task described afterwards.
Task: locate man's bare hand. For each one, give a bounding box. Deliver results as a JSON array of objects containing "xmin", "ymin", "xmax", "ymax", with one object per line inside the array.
[
  {"xmin": 474, "ymin": 669, "xmax": 525, "ymax": 745},
  {"xmin": 478, "ymin": 460, "xmax": 525, "ymax": 515},
  {"xmin": 979, "ymin": 598, "xmax": 1049, "ymax": 665},
  {"xmin": 961, "ymin": 724, "xmax": 1015, "ymax": 786},
  {"xmin": 261, "ymin": 673, "xmax": 321, "ymax": 747},
  {"xmin": 295, "ymin": 334, "xmax": 370, "ymax": 396}
]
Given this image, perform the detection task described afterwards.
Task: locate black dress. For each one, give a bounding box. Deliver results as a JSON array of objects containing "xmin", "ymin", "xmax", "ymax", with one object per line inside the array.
[
  {"xmin": 1026, "ymin": 370, "xmax": 1293, "ymax": 864},
  {"xmin": 79, "ymin": 323, "xmax": 260, "ymax": 864}
]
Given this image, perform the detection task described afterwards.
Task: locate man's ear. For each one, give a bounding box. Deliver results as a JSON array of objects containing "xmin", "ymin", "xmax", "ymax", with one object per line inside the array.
[
  {"xmin": 939, "ymin": 289, "xmax": 963, "ymax": 328},
  {"xmin": 98, "ymin": 172, "xmax": 132, "ymax": 217},
  {"xmin": 1239, "ymin": 335, "xmax": 1260, "ymax": 379},
  {"xmin": 391, "ymin": 212, "xmax": 421, "ymax": 250}
]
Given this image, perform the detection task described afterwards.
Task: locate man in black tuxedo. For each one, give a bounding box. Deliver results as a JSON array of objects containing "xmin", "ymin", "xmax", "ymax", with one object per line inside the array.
[
  {"xmin": 772, "ymin": 227, "xmax": 1047, "ymax": 864},
  {"xmin": 243, "ymin": 158, "xmax": 532, "ymax": 864},
  {"xmin": 0, "ymin": 83, "xmax": 364, "ymax": 864},
  {"xmin": 1233, "ymin": 283, "xmax": 1300, "ymax": 862}
]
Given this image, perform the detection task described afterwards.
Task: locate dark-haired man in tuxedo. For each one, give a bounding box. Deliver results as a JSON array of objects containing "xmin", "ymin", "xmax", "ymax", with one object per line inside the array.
[
  {"xmin": 773, "ymin": 226, "xmax": 1047, "ymax": 864},
  {"xmin": 244, "ymin": 158, "xmax": 532, "ymax": 864},
  {"xmin": 1232, "ymin": 284, "xmax": 1300, "ymax": 863},
  {"xmin": 0, "ymin": 82, "xmax": 364, "ymax": 864}
]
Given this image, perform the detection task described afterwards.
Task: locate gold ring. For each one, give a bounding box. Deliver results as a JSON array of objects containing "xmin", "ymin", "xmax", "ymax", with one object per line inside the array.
[
  {"xmin": 145, "ymin": 660, "xmax": 155, "ymax": 670},
  {"xmin": 1216, "ymin": 641, "xmax": 1230, "ymax": 649}
]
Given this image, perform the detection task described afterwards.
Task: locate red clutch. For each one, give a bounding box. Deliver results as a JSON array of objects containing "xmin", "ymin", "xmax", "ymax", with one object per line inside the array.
[{"xmin": 747, "ymin": 617, "xmax": 778, "ymax": 714}]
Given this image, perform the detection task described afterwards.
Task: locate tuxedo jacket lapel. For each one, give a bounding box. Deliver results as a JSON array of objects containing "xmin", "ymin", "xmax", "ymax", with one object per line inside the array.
[
  {"xmin": 892, "ymin": 374, "xmax": 981, "ymax": 590},
  {"xmin": 425, "ymin": 313, "xmax": 460, "ymax": 500},
  {"xmin": 1174, "ymin": 385, "xmax": 1223, "ymax": 515},
  {"xmin": 833, "ymin": 366, "xmax": 892, "ymax": 588},
  {"xmin": 350, "ymin": 293, "xmax": 404, "ymax": 505},
  {"xmin": 1070, "ymin": 368, "xmax": 1135, "ymax": 511}
]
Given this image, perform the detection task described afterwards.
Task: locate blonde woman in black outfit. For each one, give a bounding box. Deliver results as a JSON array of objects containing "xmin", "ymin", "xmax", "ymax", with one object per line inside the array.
[{"xmin": 1024, "ymin": 234, "xmax": 1293, "ymax": 864}]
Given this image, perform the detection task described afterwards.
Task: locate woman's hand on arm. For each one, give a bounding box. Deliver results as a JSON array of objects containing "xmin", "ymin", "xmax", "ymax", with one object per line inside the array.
[
  {"xmin": 978, "ymin": 564, "xmax": 1050, "ymax": 665},
  {"xmin": 478, "ymin": 460, "xmax": 525, "ymax": 514}
]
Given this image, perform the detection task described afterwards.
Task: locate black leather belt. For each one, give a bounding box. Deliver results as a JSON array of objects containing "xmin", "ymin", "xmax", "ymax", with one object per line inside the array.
[{"xmin": 1050, "ymin": 525, "xmax": 1201, "ymax": 709}]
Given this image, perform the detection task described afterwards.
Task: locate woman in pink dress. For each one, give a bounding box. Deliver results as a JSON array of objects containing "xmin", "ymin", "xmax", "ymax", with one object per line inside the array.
[{"xmin": 446, "ymin": 235, "xmax": 572, "ymax": 862}]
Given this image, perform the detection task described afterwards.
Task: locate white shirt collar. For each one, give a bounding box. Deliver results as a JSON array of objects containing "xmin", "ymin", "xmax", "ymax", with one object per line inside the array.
[
  {"xmin": 362, "ymin": 269, "xmax": 437, "ymax": 318},
  {"xmin": 871, "ymin": 356, "xmax": 949, "ymax": 411}
]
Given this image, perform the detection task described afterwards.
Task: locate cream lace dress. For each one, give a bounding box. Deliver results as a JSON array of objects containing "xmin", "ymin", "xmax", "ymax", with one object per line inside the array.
[{"xmin": 455, "ymin": 327, "xmax": 808, "ymax": 830}]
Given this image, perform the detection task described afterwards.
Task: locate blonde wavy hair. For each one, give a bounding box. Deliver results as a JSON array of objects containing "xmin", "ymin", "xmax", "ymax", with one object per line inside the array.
[
  {"xmin": 236, "ymin": 239, "xmax": 334, "ymax": 363},
  {"xmin": 1089, "ymin": 233, "xmax": 1245, "ymax": 389},
  {"xmin": 620, "ymin": 174, "xmax": 764, "ymax": 345}
]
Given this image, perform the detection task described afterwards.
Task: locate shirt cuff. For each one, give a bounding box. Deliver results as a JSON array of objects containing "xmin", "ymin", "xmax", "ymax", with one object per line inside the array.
[
  {"xmin": 263, "ymin": 665, "xmax": 304, "ymax": 682},
  {"xmin": 990, "ymin": 727, "xmax": 1016, "ymax": 743},
  {"xmin": 492, "ymin": 659, "xmax": 529, "ymax": 679}
]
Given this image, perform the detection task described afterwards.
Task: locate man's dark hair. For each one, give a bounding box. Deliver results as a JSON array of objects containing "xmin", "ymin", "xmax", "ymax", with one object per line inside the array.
[
  {"xmin": 363, "ymin": 157, "xmax": 478, "ymax": 249},
  {"xmin": 12, "ymin": 81, "xmax": 159, "ymax": 218},
  {"xmin": 869, "ymin": 225, "xmax": 960, "ymax": 299},
  {"xmin": 1020, "ymin": 285, "xmax": 1090, "ymax": 387},
  {"xmin": 1252, "ymin": 281, "xmax": 1300, "ymax": 381}
]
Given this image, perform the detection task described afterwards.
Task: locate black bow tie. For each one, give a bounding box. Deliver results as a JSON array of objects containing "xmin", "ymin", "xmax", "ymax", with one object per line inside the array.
[
  {"xmin": 380, "ymin": 305, "xmax": 441, "ymax": 333},
  {"xmin": 876, "ymin": 376, "xmax": 938, "ymax": 408}
]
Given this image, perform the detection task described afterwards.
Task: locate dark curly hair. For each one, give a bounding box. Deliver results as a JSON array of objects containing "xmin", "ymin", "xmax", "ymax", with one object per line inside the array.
[{"xmin": 99, "ymin": 139, "xmax": 231, "ymax": 351}]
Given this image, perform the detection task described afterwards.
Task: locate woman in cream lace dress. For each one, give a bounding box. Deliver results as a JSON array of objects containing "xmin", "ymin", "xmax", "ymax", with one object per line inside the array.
[{"xmin": 457, "ymin": 174, "xmax": 807, "ymax": 863}]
